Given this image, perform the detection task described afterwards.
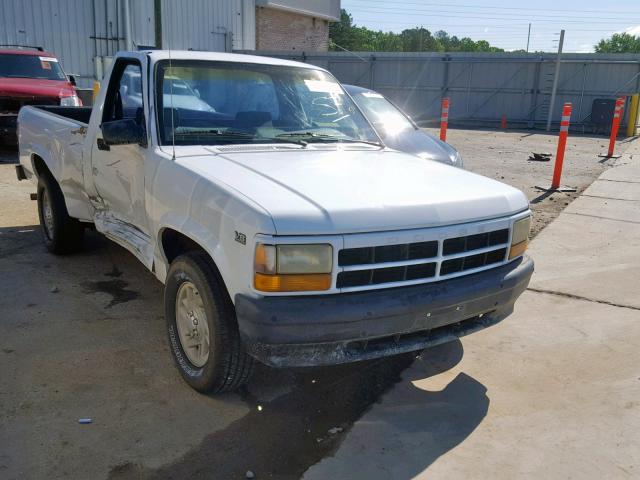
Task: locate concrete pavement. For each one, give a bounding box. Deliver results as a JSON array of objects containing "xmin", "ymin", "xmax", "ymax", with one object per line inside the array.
[
  {"xmin": 303, "ymin": 144, "xmax": 640, "ymax": 479},
  {"xmin": 1, "ymin": 133, "xmax": 637, "ymax": 479}
]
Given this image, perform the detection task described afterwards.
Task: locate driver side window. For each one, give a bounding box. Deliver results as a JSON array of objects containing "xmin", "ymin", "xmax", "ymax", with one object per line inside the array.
[{"xmin": 103, "ymin": 61, "xmax": 144, "ymax": 123}]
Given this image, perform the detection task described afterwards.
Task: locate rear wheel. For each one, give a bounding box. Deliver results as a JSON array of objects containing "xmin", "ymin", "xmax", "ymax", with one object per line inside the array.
[
  {"xmin": 165, "ymin": 251, "xmax": 254, "ymax": 393},
  {"xmin": 37, "ymin": 173, "xmax": 84, "ymax": 254}
]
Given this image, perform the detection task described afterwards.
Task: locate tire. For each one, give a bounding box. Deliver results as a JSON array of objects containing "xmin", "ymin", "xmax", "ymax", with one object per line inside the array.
[
  {"xmin": 37, "ymin": 172, "xmax": 84, "ymax": 254},
  {"xmin": 165, "ymin": 251, "xmax": 254, "ymax": 393}
]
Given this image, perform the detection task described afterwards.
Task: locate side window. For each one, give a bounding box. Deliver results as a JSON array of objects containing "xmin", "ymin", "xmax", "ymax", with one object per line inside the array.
[{"xmin": 103, "ymin": 61, "xmax": 144, "ymax": 123}]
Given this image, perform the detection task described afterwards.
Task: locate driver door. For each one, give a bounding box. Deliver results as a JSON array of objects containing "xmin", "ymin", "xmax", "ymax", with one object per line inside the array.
[{"xmin": 91, "ymin": 59, "xmax": 151, "ymax": 265}]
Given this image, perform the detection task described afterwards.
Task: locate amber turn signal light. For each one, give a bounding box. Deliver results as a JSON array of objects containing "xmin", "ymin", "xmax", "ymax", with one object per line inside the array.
[
  {"xmin": 508, "ymin": 240, "xmax": 528, "ymax": 259},
  {"xmin": 254, "ymin": 273, "xmax": 331, "ymax": 292}
]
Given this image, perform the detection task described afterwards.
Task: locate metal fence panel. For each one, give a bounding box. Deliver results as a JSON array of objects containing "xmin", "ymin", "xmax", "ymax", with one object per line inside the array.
[{"xmin": 247, "ymin": 51, "xmax": 640, "ymax": 128}]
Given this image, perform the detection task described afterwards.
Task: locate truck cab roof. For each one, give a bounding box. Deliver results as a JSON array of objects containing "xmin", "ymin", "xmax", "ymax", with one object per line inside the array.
[{"xmin": 133, "ymin": 49, "xmax": 323, "ymax": 71}]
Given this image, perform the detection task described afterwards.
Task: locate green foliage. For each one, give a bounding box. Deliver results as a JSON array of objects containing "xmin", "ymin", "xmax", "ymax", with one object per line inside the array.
[
  {"xmin": 595, "ymin": 33, "xmax": 640, "ymax": 53},
  {"xmin": 329, "ymin": 9, "xmax": 504, "ymax": 53}
]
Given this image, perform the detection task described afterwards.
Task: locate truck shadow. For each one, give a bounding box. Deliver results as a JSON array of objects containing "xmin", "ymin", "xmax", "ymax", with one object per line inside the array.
[
  {"xmin": 1, "ymin": 226, "xmax": 488, "ymax": 480},
  {"xmin": 111, "ymin": 340, "xmax": 489, "ymax": 480}
]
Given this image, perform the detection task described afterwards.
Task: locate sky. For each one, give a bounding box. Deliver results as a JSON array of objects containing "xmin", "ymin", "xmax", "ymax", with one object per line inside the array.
[{"xmin": 341, "ymin": 0, "xmax": 640, "ymax": 53}]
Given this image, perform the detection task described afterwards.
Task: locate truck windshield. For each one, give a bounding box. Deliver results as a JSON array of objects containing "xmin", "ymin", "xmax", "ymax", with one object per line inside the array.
[
  {"xmin": 0, "ymin": 54, "xmax": 66, "ymax": 80},
  {"xmin": 156, "ymin": 60, "xmax": 379, "ymax": 146}
]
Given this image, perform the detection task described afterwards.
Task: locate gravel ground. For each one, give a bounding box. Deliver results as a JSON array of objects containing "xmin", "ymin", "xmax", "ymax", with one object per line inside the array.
[{"xmin": 424, "ymin": 128, "xmax": 633, "ymax": 237}]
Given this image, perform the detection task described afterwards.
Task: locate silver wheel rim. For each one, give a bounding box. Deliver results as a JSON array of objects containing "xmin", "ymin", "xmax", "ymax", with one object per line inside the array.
[
  {"xmin": 41, "ymin": 189, "xmax": 54, "ymax": 240},
  {"xmin": 175, "ymin": 281, "xmax": 210, "ymax": 368}
]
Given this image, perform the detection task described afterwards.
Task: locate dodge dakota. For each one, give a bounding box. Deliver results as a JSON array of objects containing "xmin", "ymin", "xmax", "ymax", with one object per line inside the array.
[{"xmin": 17, "ymin": 50, "xmax": 533, "ymax": 393}]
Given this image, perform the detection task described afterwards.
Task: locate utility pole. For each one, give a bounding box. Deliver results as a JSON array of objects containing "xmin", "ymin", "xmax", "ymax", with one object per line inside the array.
[
  {"xmin": 154, "ymin": 0, "xmax": 162, "ymax": 49},
  {"xmin": 526, "ymin": 23, "xmax": 531, "ymax": 52},
  {"xmin": 546, "ymin": 29, "xmax": 565, "ymax": 132},
  {"xmin": 123, "ymin": 0, "xmax": 133, "ymax": 51}
]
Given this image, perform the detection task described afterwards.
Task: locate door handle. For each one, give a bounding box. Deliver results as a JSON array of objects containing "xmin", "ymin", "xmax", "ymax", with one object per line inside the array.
[
  {"xmin": 97, "ymin": 138, "xmax": 110, "ymax": 151},
  {"xmin": 71, "ymin": 126, "xmax": 87, "ymax": 135}
]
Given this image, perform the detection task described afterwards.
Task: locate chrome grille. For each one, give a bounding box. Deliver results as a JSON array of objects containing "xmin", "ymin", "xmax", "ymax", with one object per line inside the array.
[
  {"xmin": 339, "ymin": 240, "xmax": 438, "ymax": 266},
  {"xmin": 337, "ymin": 227, "xmax": 510, "ymax": 290}
]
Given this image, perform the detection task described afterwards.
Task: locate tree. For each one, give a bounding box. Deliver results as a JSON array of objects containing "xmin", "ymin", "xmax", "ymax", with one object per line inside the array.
[
  {"xmin": 595, "ymin": 33, "xmax": 640, "ymax": 53},
  {"xmin": 329, "ymin": 9, "xmax": 359, "ymax": 51},
  {"xmin": 400, "ymin": 28, "xmax": 442, "ymax": 52},
  {"xmin": 329, "ymin": 8, "xmax": 503, "ymax": 53}
]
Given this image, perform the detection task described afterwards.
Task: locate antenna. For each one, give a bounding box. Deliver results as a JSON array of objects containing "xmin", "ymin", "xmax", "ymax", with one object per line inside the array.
[{"xmin": 168, "ymin": 1, "xmax": 176, "ymax": 160}]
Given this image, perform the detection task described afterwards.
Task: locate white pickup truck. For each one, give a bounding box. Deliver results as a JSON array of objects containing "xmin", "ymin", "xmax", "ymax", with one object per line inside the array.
[{"xmin": 17, "ymin": 50, "xmax": 533, "ymax": 393}]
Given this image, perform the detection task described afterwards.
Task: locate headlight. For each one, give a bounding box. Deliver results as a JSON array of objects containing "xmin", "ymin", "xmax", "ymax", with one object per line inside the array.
[
  {"xmin": 509, "ymin": 216, "xmax": 531, "ymax": 259},
  {"xmin": 450, "ymin": 150, "xmax": 464, "ymax": 168},
  {"xmin": 254, "ymin": 243, "xmax": 333, "ymax": 292},
  {"xmin": 60, "ymin": 95, "xmax": 82, "ymax": 107}
]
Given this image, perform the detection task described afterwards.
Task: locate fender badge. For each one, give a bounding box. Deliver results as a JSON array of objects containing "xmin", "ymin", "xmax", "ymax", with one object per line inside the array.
[{"xmin": 234, "ymin": 231, "xmax": 247, "ymax": 245}]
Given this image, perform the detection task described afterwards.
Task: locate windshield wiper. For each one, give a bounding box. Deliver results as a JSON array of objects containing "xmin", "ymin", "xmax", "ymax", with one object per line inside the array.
[
  {"xmin": 256, "ymin": 137, "xmax": 307, "ymax": 147},
  {"xmin": 276, "ymin": 132, "xmax": 383, "ymax": 147},
  {"xmin": 173, "ymin": 129, "xmax": 307, "ymax": 146},
  {"xmin": 174, "ymin": 129, "xmax": 254, "ymax": 138}
]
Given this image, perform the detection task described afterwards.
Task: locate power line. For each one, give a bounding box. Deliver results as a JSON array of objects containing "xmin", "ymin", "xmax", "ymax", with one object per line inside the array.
[
  {"xmin": 350, "ymin": 16, "xmax": 626, "ymax": 32},
  {"xmin": 345, "ymin": 0, "xmax": 640, "ymax": 16},
  {"xmin": 351, "ymin": 20, "xmax": 622, "ymax": 33},
  {"xmin": 347, "ymin": 8, "xmax": 639, "ymax": 25}
]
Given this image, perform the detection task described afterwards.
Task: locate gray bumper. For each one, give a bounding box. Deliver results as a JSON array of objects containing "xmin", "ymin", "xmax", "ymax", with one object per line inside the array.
[{"xmin": 235, "ymin": 256, "xmax": 534, "ymax": 367}]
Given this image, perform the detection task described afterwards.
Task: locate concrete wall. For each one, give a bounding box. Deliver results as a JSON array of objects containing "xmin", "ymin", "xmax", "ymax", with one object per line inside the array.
[
  {"xmin": 247, "ymin": 50, "xmax": 640, "ymax": 128},
  {"xmin": 255, "ymin": 7, "xmax": 329, "ymax": 51}
]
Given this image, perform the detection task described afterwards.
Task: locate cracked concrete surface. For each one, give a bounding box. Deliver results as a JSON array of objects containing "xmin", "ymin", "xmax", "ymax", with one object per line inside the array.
[{"xmin": 527, "ymin": 288, "xmax": 640, "ymax": 311}]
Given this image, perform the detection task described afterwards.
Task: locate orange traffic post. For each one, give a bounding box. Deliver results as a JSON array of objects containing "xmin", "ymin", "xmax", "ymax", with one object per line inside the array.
[
  {"xmin": 535, "ymin": 102, "xmax": 576, "ymax": 192},
  {"xmin": 599, "ymin": 97, "xmax": 625, "ymax": 159},
  {"xmin": 439, "ymin": 97, "xmax": 449, "ymax": 141},
  {"xmin": 551, "ymin": 103, "xmax": 572, "ymax": 189}
]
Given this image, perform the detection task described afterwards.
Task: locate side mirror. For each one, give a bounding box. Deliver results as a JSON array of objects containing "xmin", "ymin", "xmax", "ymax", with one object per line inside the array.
[
  {"xmin": 101, "ymin": 119, "xmax": 147, "ymax": 148},
  {"xmin": 68, "ymin": 75, "xmax": 77, "ymax": 86},
  {"xmin": 194, "ymin": 88, "xmax": 201, "ymax": 98}
]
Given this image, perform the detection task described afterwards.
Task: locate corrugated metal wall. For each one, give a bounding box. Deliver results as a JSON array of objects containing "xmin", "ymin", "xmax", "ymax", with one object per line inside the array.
[
  {"xmin": 161, "ymin": 0, "xmax": 255, "ymax": 52},
  {"xmin": 250, "ymin": 51, "xmax": 640, "ymax": 128},
  {"xmin": 1, "ymin": 0, "xmax": 256, "ymax": 88},
  {"xmin": 1, "ymin": 0, "xmax": 96, "ymax": 87}
]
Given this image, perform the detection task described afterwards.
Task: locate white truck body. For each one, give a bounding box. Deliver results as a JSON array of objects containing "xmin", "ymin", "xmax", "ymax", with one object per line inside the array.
[{"xmin": 17, "ymin": 50, "xmax": 533, "ymax": 388}]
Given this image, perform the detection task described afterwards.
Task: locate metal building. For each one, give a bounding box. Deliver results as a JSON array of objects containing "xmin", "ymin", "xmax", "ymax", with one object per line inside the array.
[{"xmin": 0, "ymin": 0, "xmax": 338, "ymax": 87}]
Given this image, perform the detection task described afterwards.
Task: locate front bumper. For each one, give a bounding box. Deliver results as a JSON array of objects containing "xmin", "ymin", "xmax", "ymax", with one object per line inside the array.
[{"xmin": 236, "ymin": 255, "xmax": 534, "ymax": 367}]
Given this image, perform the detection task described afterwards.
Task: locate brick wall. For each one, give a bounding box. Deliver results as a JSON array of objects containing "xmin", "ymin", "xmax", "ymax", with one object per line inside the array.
[{"xmin": 255, "ymin": 7, "xmax": 330, "ymax": 51}]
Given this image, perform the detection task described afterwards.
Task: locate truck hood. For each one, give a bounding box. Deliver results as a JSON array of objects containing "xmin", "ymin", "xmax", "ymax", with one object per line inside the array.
[
  {"xmin": 177, "ymin": 146, "xmax": 529, "ymax": 235},
  {"xmin": 384, "ymin": 128, "xmax": 458, "ymax": 165},
  {"xmin": 0, "ymin": 77, "xmax": 75, "ymax": 98}
]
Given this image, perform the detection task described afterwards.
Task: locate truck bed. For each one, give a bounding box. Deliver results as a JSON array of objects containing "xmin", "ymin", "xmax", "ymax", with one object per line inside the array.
[
  {"xmin": 18, "ymin": 105, "xmax": 94, "ymax": 222},
  {"xmin": 33, "ymin": 106, "xmax": 93, "ymax": 125}
]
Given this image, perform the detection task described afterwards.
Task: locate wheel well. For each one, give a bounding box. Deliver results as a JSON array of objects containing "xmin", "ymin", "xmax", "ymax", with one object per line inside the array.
[
  {"xmin": 161, "ymin": 229, "xmax": 208, "ymax": 264},
  {"xmin": 32, "ymin": 154, "xmax": 51, "ymax": 178}
]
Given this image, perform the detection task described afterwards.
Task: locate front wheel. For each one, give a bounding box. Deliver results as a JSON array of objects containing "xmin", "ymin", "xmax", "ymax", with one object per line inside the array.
[
  {"xmin": 37, "ymin": 172, "xmax": 84, "ymax": 254},
  {"xmin": 165, "ymin": 251, "xmax": 254, "ymax": 393}
]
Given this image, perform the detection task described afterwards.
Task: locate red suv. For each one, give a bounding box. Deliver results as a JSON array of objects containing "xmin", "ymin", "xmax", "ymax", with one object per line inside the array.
[{"xmin": 0, "ymin": 45, "xmax": 81, "ymax": 144}]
